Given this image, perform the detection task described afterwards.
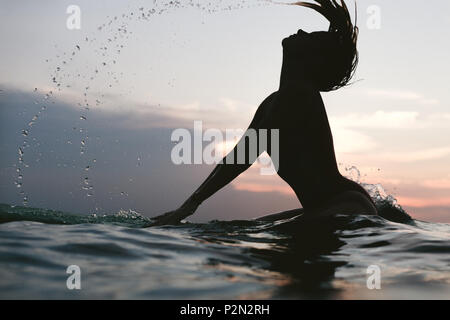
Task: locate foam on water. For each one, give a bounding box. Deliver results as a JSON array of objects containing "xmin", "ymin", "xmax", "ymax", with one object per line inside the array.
[{"xmin": 0, "ymin": 204, "xmax": 153, "ymax": 228}]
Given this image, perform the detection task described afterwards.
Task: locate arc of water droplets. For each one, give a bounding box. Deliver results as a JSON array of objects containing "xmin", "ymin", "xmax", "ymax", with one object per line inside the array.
[
  {"xmin": 32, "ymin": 0, "xmax": 275, "ymax": 202},
  {"xmin": 15, "ymin": 89, "xmax": 52, "ymax": 205}
]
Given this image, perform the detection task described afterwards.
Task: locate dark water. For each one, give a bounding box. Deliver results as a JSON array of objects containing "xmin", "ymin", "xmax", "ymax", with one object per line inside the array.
[{"xmin": 0, "ymin": 203, "xmax": 449, "ymax": 299}]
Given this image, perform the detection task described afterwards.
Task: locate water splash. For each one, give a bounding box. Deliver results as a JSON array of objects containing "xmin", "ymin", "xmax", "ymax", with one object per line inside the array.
[
  {"xmin": 20, "ymin": 1, "xmax": 337, "ymax": 207},
  {"xmin": 340, "ymin": 164, "xmax": 412, "ymax": 223},
  {"xmin": 25, "ymin": 1, "xmax": 273, "ymax": 204},
  {"xmin": 15, "ymin": 88, "xmax": 53, "ymax": 206}
]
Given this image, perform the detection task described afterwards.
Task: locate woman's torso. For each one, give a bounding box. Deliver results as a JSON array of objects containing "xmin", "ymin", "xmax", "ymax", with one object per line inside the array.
[{"xmin": 260, "ymin": 89, "xmax": 374, "ymax": 211}]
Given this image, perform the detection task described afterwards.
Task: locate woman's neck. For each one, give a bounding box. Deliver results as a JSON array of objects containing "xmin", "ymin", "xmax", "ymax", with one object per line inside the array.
[{"xmin": 279, "ymin": 57, "xmax": 315, "ymax": 92}]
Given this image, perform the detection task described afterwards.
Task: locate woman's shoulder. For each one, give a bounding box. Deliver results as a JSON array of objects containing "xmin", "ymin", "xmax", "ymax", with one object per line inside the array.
[
  {"xmin": 255, "ymin": 91, "xmax": 279, "ymax": 118},
  {"xmin": 255, "ymin": 87, "xmax": 322, "ymax": 128}
]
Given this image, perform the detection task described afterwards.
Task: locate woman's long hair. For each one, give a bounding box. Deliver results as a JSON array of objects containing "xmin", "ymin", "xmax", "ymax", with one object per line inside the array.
[{"xmin": 294, "ymin": 0, "xmax": 359, "ymax": 91}]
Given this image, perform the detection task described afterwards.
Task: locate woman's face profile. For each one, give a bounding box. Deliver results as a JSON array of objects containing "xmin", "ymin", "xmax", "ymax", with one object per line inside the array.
[
  {"xmin": 283, "ymin": 30, "xmax": 335, "ymax": 59},
  {"xmin": 282, "ymin": 29, "xmax": 310, "ymax": 54}
]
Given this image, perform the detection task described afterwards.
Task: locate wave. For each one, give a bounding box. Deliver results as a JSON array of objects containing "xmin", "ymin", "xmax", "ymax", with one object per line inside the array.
[
  {"xmin": 0, "ymin": 195, "xmax": 411, "ymax": 229},
  {"xmin": 0, "ymin": 202, "xmax": 448, "ymax": 299},
  {"xmin": 0, "ymin": 204, "xmax": 153, "ymax": 228}
]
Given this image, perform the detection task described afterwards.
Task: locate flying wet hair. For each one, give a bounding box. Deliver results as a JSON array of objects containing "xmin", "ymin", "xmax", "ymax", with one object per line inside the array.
[{"xmin": 293, "ymin": 0, "xmax": 359, "ymax": 91}]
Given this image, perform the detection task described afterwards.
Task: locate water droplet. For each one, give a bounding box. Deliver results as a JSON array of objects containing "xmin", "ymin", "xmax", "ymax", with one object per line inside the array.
[
  {"xmin": 85, "ymin": 166, "xmax": 90, "ymax": 171},
  {"xmin": 22, "ymin": 130, "xmax": 28, "ymax": 136},
  {"xmin": 80, "ymin": 116, "xmax": 87, "ymax": 121}
]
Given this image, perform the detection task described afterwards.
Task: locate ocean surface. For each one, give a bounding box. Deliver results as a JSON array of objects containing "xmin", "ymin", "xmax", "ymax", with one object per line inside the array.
[{"xmin": 0, "ymin": 201, "xmax": 449, "ymax": 300}]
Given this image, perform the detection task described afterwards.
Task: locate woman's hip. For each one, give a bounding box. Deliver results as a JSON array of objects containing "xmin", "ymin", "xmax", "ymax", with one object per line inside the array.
[{"xmin": 309, "ymin": 190, "xmax": 378, "ymax": 218}]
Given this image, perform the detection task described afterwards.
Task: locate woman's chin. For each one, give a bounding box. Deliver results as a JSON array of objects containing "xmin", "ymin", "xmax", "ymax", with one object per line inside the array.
[{"xmin": 282, "ymin": 35, "xmax": 296, "ymax": 47}]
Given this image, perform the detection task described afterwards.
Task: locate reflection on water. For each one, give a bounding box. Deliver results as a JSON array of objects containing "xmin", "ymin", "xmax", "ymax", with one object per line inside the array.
[{"xmin": 0, "ymin": 204, "xmax": 449, "ymax": 299}]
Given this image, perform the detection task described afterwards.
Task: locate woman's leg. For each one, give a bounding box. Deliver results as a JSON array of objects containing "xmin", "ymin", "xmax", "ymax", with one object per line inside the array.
[{"xmin": 255, "ymin": 208, "xmax": 304, "ymax": 222}]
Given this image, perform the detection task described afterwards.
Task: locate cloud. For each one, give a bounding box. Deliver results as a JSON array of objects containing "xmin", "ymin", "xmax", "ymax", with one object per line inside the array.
[
  {"xmin": 397, "ymin": 196, "xmax": 450, "ymax": 208},
  {"xmin": 230, "ymin": 163, "xmax": 295, "ymax": 196},
  {"xmin": 332, "ymin": 127, "xmax": 378, "ymax": 153},
  {"xmin": 377, "ymin": 147, "xmax": 450, "ymax": 163},
  {"xmin": 94, "ymin": 95, "xmax": 254, "ymax": 130},
  {"xmin": 328, "ymin": 110, "xmax": 431, "ymax": 154},
  {"xmin": 426, "ymin": 113, "xmax": 450, "ymax": 126},
  {"xmin": 4, "ymin": 82, "xmax": 255, "ymax": 131},
  {"xmin": 422, "ymin": 176, "xmax": 450, "ymax": 189},
  {"xmin": 402, "ymin": 206, "xmax": 450, "ymax": 223},
  {"xmin": 330, "ymin": 110, "xmax": 420, "ymax": 129},
  {"xmin": 367, "ymin": 89, "xmax": 439, "ymax": 105},
  {"xmin": 329, "ymin": 110, "xmax": 450, "ymax": 157},
  {"xmin": 232, "ymin": 182, "xmax": 293, "ymax": 195},
  {"xmin": 327, "ymin": 110, "xmax": 421, "ymax": 154}
]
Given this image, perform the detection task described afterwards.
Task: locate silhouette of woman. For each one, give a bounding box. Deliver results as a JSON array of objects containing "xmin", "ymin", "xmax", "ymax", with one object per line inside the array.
[{"xmin": 151, "ymin": 0, "xmax": 378, "ymax": 226}]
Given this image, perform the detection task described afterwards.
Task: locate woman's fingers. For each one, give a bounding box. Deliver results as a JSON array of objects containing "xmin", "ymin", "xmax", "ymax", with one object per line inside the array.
[{"xmin": 150, "ymin": 209, "xmax": 188, "ymax": 227}]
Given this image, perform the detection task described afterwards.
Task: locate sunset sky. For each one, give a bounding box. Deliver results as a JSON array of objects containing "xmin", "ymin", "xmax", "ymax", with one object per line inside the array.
[{"xmin": 1, "ymin": 0, "xmax": 449, "ymax": 222}]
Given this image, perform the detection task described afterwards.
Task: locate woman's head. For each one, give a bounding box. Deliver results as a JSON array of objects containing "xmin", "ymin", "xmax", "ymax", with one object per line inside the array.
[{"xmin": 282, "ymin": 0, "xmax": 359, "ymax": 92}]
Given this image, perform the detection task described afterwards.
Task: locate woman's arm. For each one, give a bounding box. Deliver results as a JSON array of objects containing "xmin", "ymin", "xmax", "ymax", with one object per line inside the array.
[{"xmin": 150, "ymin": 92, "xmax": 277, "ymax": 226}]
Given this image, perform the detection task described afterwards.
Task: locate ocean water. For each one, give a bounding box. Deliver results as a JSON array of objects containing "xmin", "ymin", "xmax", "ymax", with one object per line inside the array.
[{"xmin": 0, "ymin": 202, "xmax": 449, "ymax": 300}]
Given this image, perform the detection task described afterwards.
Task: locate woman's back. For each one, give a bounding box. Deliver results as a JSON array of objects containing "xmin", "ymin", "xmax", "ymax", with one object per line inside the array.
[{"xmin": 264, "ymin": 89, "xmax": 374, "ymax": 211}]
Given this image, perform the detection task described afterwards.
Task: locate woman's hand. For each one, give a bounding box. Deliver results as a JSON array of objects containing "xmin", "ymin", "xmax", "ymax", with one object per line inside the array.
[
  {"xmin": 149, "ymin": 93, "xmax": 273, "ymax": 228},
  {"xmin": 149, "ymin": 197, "xmax": 200, "ymax": 227}
]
